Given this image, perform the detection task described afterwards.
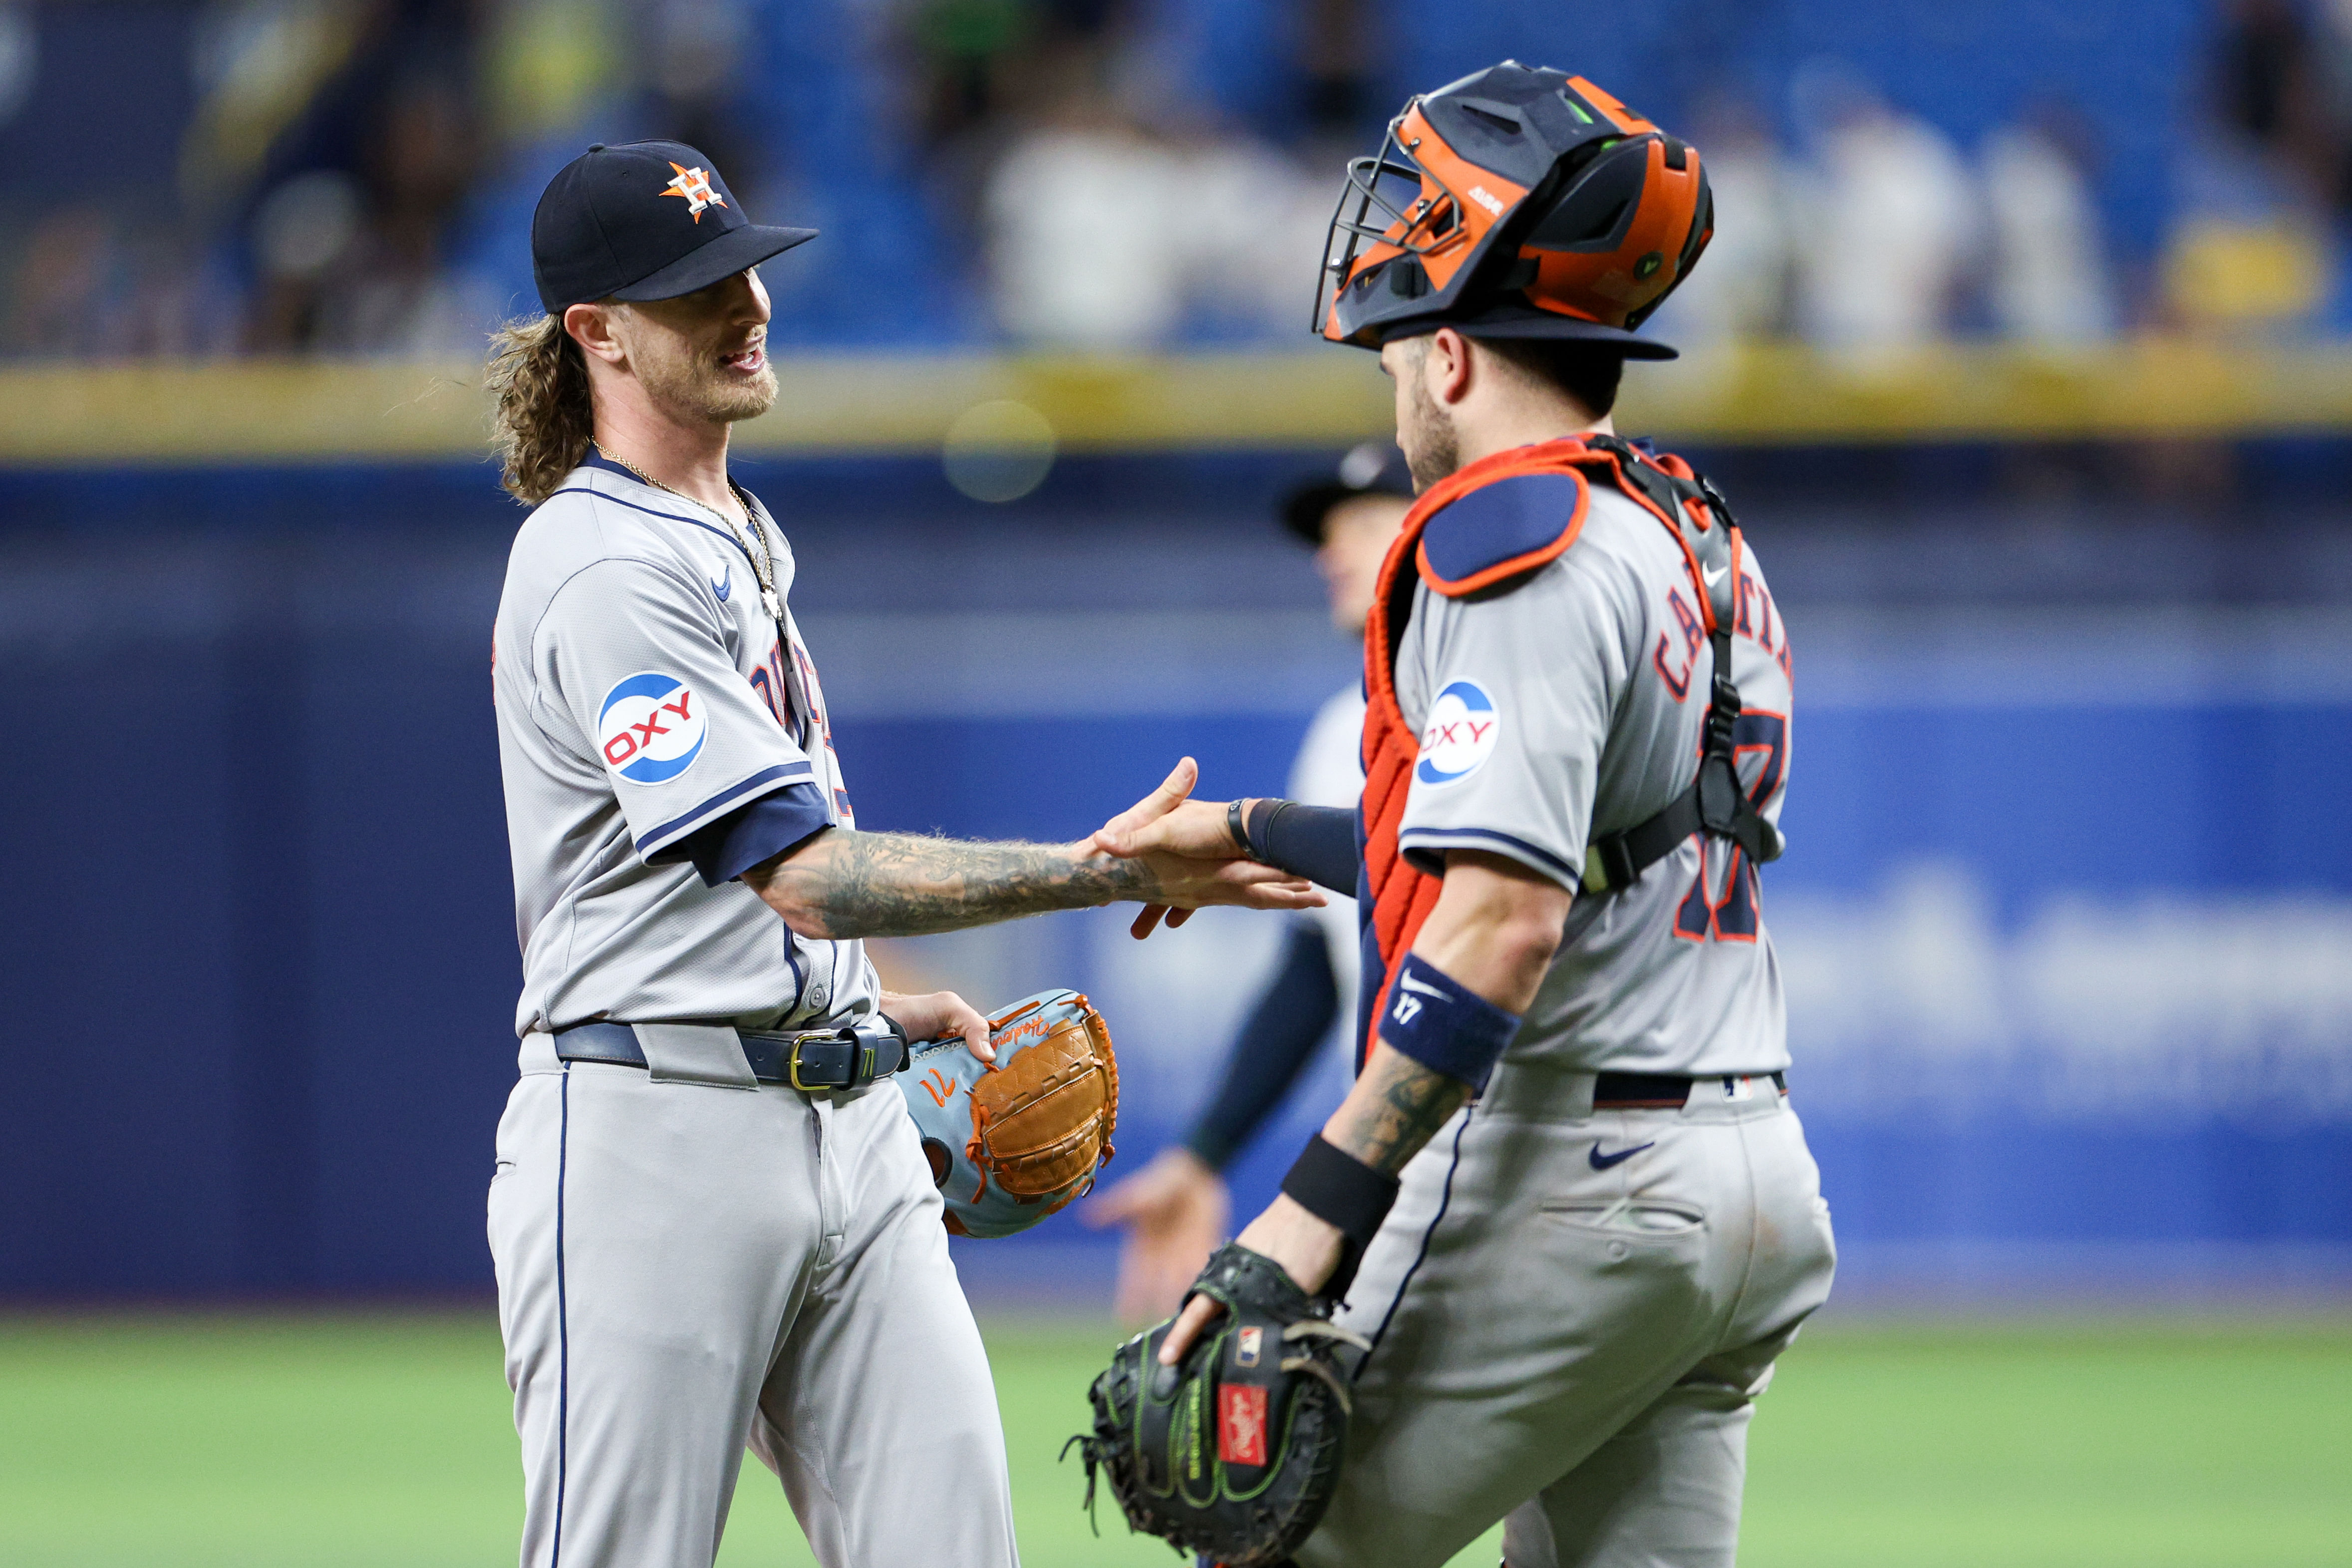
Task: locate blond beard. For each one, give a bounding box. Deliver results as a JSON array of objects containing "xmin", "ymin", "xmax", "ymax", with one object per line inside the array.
[{"xmin": 622, "ymin": 314, "xmax": 779, "ymax": 425}]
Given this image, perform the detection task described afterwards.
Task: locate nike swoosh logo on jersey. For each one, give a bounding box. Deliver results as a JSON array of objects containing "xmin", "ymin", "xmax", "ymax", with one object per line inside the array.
[
  {"xmin": 1588, "ymin": 1140, "xmax": 1655, "ymax": 1170},
  {"xmin": 712, "ymin": 563, "xmax": 732, "ymax": 601},
  {"xmin": 1702, "ymin": 562, "xmax": 1728, "ymax": 587}
]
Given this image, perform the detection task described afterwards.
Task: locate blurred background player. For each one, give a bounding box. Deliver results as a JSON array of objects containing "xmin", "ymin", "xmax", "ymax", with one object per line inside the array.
[{"xmin": 1086, "ymin": 442, "xmax": 1412, "ymax": 1323}]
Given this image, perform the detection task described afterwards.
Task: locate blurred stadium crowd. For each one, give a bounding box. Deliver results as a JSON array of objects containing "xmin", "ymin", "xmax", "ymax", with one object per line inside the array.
[
  {"xmin": 5, "ymin": 0, "xmax": 2348, "ymax": 1322},
  {"xmin": 7, "ymin": 0, "xmax": 2352, "ymax": 359}
]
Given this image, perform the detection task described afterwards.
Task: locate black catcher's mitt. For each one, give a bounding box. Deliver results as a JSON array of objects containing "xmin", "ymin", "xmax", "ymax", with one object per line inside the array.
[{"xmin": 1067, "ymin": 1243, "xmax": 1369, "ymax": 1567}]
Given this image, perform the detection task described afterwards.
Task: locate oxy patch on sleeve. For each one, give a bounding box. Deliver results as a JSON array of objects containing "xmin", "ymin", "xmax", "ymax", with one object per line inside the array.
[
  {"xmin": 1415, "ymin": 470, "xmax": 1589, "ymax": 597},
  {"xmin": 597, "ymin": 671, "xmax": 708, "ymax": 783},
  {"xmin": 1415, "ymin": 679, "xmax": 1500, "ymax": 785}
]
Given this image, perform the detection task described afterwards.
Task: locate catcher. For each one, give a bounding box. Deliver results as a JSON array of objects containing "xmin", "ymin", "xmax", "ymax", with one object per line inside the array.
[{"xmin": 1078, "ymin": 64, "xmax": 1837, "ymax": 1568}]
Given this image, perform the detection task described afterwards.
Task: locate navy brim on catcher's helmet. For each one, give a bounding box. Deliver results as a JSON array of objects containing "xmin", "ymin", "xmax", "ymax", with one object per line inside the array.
[
  {"xmin": 1448, "ymin": 303, "xmax": 1681, "ymax": 359},
  {"xmin": 532, "ymin": 140, "xmax": 818, "ymax": 315},
  {"xmin": 1315, "ymin": 62, "xmax": 1713, "ymax": 359}
]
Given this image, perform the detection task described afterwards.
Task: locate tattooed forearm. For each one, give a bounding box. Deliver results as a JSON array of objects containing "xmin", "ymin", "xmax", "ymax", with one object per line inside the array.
[
  {"xmin": 744, "ymin": 828, "xmax": 1165, "ymax": 939},
  {"xmin": 1324, "ymin": 1045, "xmax": 1473, "ymax": 1176}
]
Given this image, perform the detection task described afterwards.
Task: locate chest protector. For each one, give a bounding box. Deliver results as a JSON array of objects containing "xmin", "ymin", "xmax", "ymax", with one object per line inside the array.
[{"xmin": 1356, "ymin": 433, "xmax": 1781, "ymax": 1065}]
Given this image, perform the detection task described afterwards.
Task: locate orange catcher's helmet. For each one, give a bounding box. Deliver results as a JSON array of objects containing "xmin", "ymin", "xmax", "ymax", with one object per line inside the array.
[{"xmin": 1316, "ymin": 61, "xmax": 1713, "ymax": 358}]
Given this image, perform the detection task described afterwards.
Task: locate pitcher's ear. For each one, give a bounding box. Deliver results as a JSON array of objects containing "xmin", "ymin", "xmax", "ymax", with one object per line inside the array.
[{"xmin": 564, "ymin": 300, "xmax": 626, "ymax": 366}]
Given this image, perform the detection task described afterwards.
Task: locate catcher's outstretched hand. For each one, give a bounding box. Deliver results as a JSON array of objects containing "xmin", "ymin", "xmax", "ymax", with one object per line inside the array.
[
  {"xmin": 1083, "ymin": 1147, "xmax": 1230, "ymax": 1324},
  {"xmin": 1093, "ymin": 758, "xmax": 1245, "ymax": 862},
  {"xmin": 1089, "ymin": 759, "xmax": 1317, "ymax": 938}
]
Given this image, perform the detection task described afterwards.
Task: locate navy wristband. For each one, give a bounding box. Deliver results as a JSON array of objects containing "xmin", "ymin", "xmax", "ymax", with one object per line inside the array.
[{"xmin": 1378, "ymin": 952, "xmax": 1521, "ymax": 1089}]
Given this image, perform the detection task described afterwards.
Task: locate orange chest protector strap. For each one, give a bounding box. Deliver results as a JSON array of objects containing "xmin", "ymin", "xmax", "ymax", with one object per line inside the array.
[{"xmin": 1356, "ymin": 441, "xmax": 1605, "ymax": 1064}]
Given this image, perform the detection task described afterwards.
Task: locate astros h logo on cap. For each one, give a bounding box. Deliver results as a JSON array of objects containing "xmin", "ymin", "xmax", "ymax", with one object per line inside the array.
[
  {"xmin": 530, "ymin": 139, "xmax": 817, "ymax": 315},
  {"xmin": 660, "ymin": 161, "xmax": 726, "ymax": 222}
]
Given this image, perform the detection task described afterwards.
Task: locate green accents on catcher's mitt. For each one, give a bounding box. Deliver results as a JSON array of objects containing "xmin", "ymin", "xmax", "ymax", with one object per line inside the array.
[
  {"xmin": 897, "ymin": 988, "xmax": 1119, "ymax": 1239},
  {"xmin": 1066, "ymin": 1243, "xmax": 1368, "ymax": 1567}
]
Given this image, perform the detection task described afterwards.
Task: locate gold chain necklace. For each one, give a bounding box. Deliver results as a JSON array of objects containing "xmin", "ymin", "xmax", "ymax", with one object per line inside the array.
[{"xmin": 595, "ymin": 442, "xmax": 783, "ymax": 622}]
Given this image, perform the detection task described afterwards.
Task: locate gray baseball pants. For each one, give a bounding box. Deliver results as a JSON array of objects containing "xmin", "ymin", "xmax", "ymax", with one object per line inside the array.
[
  {"xmin": 1294, "ymin": 1068, "xmax": 1837, "ymax": 1568},
  {"xmin": 486, "ymin": 1031, "xmax": 1020, "ymax": 1568}
]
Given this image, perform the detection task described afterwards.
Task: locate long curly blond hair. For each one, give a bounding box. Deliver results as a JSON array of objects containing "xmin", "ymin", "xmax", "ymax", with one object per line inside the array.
[{"xmin": 485, "ymin": 314, "xmax": 595, "ymax": 506}]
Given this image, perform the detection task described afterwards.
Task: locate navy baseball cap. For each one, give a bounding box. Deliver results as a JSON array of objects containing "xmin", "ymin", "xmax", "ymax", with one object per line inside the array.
[
  {"xmin": 531, "ymin": 140, "xmax": 818, "ymax": 314},
  {"xmin": 1280, "ymin": 442, "xmax": 1415, "ymax": 543}
]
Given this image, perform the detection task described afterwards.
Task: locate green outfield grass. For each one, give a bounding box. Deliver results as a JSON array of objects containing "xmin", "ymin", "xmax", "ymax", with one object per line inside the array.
[{"xmin": 0, "ymin": 1310, "xmax": 2345, "ymax": 1567}]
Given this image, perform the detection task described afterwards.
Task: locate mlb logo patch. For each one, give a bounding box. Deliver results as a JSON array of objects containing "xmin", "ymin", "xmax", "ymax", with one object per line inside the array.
[
  {"xmin": 1234, "ymin": 1326, "xmax": 1262, "ymax": 1368},
  {"xmin": 1218, "ymin": 1384, "xmax": 1267, "ymax": 1467}
]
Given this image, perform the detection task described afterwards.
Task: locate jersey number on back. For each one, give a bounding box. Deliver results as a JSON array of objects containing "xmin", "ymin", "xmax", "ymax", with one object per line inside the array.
[{"xmin": 1673, "ymin": 711, "xmax": 1785, "ymax": 944}]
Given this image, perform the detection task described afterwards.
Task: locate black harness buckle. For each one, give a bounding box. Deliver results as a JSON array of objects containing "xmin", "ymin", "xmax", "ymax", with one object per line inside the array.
[{"xmin": 1695, "ymin": 752, "xmax": 1744, "ymax": 837}]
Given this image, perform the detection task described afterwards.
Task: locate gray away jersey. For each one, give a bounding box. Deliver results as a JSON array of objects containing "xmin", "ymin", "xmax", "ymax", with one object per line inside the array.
[
  {"xmin": 492, "ymin": 456, "xmax": 878, "ymax": 1037},
  {"xmin": 1394, "ymin": 482, "xmax": 1794, "ymax": 1077}
]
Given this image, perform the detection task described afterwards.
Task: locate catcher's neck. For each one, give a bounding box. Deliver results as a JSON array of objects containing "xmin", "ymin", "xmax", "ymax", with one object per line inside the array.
[{"xmin": 1453, "ymin": 404, "xmax": 1615, "ymax": 473}]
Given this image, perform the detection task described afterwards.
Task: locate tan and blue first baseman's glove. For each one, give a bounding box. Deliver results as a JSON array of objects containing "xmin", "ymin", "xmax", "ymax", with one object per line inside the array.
[
  {"xmin": 1067, "ymin": 1244, "xmax": 1367, "ymax": 1567},
  {"xmin": 898, "ymin": 988, "xmax": 1119, "ymax": 1238}
]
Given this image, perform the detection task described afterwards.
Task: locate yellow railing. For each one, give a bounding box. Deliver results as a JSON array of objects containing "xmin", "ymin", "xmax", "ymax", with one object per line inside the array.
[{"xmin": 3, "ymin": 340, "xmax": 2350, "ymax": 466}]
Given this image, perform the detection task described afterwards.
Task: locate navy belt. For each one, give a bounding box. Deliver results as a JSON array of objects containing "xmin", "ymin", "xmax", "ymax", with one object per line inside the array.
[
  {"xmin": 1592, "ymin": 1070, "xmax": 1786, "ymax": 1108},
  {"xmin": 554, "ymin": 1019, "xmax": 910, "ymax": 1091}
]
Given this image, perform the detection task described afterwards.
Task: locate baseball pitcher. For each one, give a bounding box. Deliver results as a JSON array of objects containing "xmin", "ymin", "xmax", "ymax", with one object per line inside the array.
[{"xmin": 479, "ymin": 141, "xmax": 1317, "ymax": 1568}]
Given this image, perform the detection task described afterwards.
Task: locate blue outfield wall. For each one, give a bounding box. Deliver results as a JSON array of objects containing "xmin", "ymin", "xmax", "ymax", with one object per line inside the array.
[{"xmin": 2, "ymin": 459, "xmax": 2349, "ymax": 1301}]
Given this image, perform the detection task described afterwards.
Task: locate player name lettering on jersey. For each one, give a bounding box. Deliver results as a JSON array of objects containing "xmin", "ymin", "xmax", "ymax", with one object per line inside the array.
[
  {"xmin": 595, "ymin": 671, "xmax": 707, "ymax": 784},
  {"xmin": 1416, "ymin": 679, "xmax": 1500, "ymax": 786}
]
